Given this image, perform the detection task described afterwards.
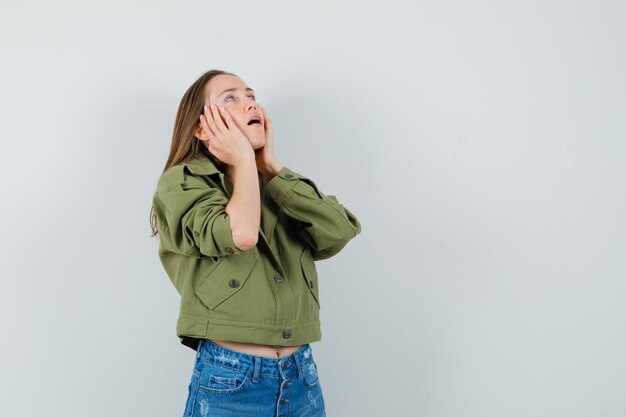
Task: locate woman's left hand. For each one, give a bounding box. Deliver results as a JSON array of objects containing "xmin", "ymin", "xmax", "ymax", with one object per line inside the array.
[{"xmin": 255, "ymin": 106, "xmax": 282, "ymax": 175}]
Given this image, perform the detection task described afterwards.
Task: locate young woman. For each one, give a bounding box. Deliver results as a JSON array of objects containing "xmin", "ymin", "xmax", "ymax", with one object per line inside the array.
[{"xmin": 150, "ymin": 69, "xmax": 361, "ymax": 416}]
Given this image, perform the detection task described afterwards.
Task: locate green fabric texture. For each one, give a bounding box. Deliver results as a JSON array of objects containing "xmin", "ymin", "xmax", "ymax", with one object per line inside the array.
[{"xmin": 152, "ymin": 154, "xmax": 361, "ymax": 351}]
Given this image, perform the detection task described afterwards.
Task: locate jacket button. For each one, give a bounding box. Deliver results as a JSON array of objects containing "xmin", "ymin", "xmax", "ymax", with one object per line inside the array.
[
  {"xmin": 228, "ymin": 279, "xmax": 239, "ymax": 288},
  {"xmin": 225, "ymin": 246, "xmax": 234, "ymax": 254},
  {"xmin": 282, "ymin": 330, "xmax": 291, "ymax": 339},
  {"xmin": 309, "ymin": 280, "xmax": 314, "ymax": 288},
  {"xmin": 274, "ymin": 274, "xmax": 283, "ymax": 283},
  {"xmin": 284, "ymin": 173, "xmax": 293, "ymax": 178}
]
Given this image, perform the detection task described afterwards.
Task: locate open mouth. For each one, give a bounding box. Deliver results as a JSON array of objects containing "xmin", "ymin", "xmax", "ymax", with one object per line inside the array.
[{"xmin": 247, "ymin": 117, "xmax": 262, "ymax": 127}]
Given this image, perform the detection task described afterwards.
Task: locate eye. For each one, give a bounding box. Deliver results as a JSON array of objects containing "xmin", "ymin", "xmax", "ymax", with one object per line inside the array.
[{"xmin": 224, "ymin": 94, "xmax": 255, "ymax": 102}]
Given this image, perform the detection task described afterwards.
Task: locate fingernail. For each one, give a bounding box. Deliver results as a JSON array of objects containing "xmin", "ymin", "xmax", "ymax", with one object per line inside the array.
[{"xmin": 220, "ymin": 106, "xmax": 225, "ymax": 111}]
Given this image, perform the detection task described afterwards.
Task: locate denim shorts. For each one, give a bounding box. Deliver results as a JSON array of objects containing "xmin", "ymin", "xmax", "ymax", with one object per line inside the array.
[{"xmin": 182, "ymin": 339, "xmax": 327, "ymax": 417}]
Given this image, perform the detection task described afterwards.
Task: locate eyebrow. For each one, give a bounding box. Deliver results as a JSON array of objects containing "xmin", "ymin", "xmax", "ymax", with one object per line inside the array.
[{"xmin": 217, "ymin": 87, "xmax": 255, "ymax": 98}]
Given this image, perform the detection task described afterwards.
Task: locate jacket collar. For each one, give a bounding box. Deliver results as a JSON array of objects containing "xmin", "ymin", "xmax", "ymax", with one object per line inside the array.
[
  {"xmin": 183, "ymin": 154, "xmax": 235, "ymax": 199},
  {"xmin": 184, "ymin": 154, "xmax": 222, "ymax": 176},
  {"xmin": 182, "ymin": 153, "xmax": 267, "ymax": 197}
]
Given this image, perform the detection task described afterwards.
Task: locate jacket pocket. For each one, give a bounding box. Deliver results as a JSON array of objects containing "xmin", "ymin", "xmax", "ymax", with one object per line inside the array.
[
  {"xmin": 194, "ymin": 249, "xmax": 259, "ymax": 310},
  {"xmin": 300, "ymin": 248, "xmax": 321, "ymax": 309}
]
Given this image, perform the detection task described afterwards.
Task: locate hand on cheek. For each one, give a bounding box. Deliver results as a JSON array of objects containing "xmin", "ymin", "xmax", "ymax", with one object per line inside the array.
[{"xmin": 255, "ymin": 106, "xmax": 280, "ymax": 174}]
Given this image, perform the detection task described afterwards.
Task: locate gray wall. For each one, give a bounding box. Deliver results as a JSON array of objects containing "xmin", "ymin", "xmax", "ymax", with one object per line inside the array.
[{"xmin": 1, "ymin": 1, "xmax": 625, "ymax": 416}]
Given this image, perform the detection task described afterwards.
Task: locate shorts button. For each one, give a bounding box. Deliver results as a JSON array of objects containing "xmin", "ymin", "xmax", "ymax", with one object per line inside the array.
[
  {"xmin": 309, "ymin": 280, "xmax": 314, "ymax": 288},
  {"xmin": 282, "ymin": 361, "xmax": 290, "ymax": 369},
  {"xmin": 274, "ymin": 274, "xmax": 284, "ymax": 283},
  {"xmin": 225, "ymin": 246, "xmax": 234, "ymax": 254},
  {"xmin": 228, "ymin": 279, "xmax": 240, "ymax": 288},
  {"xmin": 282, "ymin": 330, "xmax": 291, "ymax": 339},
  {"xmin": 285, "ymin": 173, "xmax": 293, "ymax": 178}
]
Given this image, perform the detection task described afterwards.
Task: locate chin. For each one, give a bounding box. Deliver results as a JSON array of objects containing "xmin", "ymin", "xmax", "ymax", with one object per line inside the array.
[{"xmin": 250, "ymin": 136, "xmax": 266, "ymax": 150}]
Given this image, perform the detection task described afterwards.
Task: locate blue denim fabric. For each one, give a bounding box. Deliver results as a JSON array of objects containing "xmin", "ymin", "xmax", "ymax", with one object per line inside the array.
[{"xmin": 183, "ymin": 339, "xmax": 327, "ymax": 417}]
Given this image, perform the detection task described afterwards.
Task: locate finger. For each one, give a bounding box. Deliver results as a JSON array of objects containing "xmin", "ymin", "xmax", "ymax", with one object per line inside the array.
[
  {"xmin": 219, "ymin": 106, "xmax": 241, "ymax": 132},
  {"xmin": 260, "ymin": 107, "xmax": 266, "ymax": 131},
  {"xmin": 200, "ymin": 114, "xmax": 215, "ymax": 140},
  {"xmin": 199, "ymin": 113, "xmax": 216, "ymax": 140},
  {"xmin": 203, "ymin": 104, "xmax": 222, "ymax": 137},
  {"xmin": 211, "ymin": 104, "xmax": 229, "ymax": 132},
  {"xmin": 262, "ymin": 107, "xmax": 272, "ymax": 127},
  {"xmin": 262, "ymin": 107, "xmax": 272, "ymax": 135}
]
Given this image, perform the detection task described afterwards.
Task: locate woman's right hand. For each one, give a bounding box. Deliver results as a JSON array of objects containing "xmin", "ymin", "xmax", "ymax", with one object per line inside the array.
[{"xmin": 199, "ymin": 104, "xmax": 254, "ymax": 166}]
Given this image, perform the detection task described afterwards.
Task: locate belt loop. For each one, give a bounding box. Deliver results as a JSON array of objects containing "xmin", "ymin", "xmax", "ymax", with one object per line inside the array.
[
  {"xmin": 293, "ymin": 351, "xmax": 302, "ymax": 379},
  {"xmin": 251, "ymin": 356, "xmax": 261, "ymax": 383}
]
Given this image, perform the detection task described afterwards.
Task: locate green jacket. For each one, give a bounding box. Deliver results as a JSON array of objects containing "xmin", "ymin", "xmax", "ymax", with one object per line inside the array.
[{"xmin": 152, "ymin": 154, "xmax": 361, "ymax": 351}]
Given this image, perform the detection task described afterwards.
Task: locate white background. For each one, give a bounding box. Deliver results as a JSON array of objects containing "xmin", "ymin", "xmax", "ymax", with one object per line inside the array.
[{"xmin": 1, "ymin": 1, "xmax": 625, "ymax": 416}]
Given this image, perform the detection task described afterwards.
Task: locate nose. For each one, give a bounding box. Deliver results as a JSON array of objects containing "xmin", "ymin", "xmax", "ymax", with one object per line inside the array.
[{"xmin": 245, "ymin": 98, "xmax": 257, "ymax": 111}]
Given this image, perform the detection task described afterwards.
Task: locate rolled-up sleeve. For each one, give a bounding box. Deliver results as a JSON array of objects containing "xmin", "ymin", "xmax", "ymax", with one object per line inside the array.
[
  {"xmin": 264, "ymin": 166, "xmax": 361, "ymax": 260},
  {"xmin": 153, "ymin": 174, "xmax": 242, "ymax": 259}
]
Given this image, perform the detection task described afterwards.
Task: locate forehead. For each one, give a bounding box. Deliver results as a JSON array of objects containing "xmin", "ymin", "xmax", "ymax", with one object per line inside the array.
[{"xmin": 206, "ymin": 75, "xmax": 249, "ymax": 99}]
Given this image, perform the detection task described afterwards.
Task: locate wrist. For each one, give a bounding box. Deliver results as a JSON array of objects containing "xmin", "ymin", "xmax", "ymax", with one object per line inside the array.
[
  {"xmin": 228, "ymin": 155, "xmax": 257, "ymax": 179},
  {"xmin": 232, "ymin": 153, "xmax": 256, "ymax": 168}
]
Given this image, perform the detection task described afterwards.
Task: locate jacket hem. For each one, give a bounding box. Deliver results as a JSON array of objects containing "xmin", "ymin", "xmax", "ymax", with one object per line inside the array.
[{"xmin": 176, "ymin": 315, "xmax": 322, "ymax": 351}]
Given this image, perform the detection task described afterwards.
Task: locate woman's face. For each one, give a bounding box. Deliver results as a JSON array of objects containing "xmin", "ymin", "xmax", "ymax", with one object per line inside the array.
[{"xmin": 203, "ymin": 74, "xmax": 265, "ymax": 150}]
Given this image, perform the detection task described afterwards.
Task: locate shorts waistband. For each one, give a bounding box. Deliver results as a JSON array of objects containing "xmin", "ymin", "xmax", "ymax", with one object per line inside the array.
[{"xmin": 197, "ymin": 339, "xmax": 315, "ymax": 380}]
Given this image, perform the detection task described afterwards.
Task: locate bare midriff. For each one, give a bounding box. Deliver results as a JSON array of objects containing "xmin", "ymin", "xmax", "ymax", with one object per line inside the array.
[{"xmin": 209, "ymin": 339, "xmax": 303, "ymax": 359}]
